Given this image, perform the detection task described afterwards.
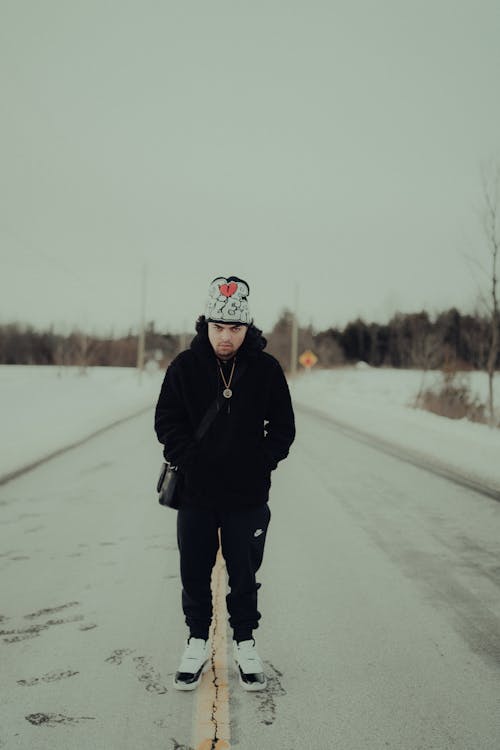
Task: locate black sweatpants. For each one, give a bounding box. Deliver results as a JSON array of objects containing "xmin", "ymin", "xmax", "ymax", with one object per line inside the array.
[{"xmin": 176, "ymin": 504, "xmax": 271, "ymax": 642}]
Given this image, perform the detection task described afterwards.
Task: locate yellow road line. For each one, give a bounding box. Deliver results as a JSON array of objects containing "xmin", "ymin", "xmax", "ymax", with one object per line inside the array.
[{"xmin": 192, "ymin": 548, "xmax": 231, "ymax": 750}]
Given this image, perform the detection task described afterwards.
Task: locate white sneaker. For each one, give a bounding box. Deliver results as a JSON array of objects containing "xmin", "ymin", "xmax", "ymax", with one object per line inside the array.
[
  {"xmin": 233, "ymin": 639, "xmax": 267, "ymax": 691},
  {"xmin": 173, "ymin": 637, "xmax": 211, "ymax": 691}
]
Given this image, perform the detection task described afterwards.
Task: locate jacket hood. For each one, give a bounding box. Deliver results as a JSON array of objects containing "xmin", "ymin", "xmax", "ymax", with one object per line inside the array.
[{"xmin": 190, "ymin": 316, "xmax": 267, "ymax": 361}]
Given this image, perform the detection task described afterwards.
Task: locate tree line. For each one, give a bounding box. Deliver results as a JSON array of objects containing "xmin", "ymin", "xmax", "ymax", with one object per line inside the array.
[
  {"xmin": 0, "ymin": 307, "xmax": 497, "ymax": 372},
  {"xmin": 0, "ymin": 323, "xmax": 177, "ymax": 368},
  {"xmin": 268, "ymin": 307, "xmax": 494, "ymax": 371}
]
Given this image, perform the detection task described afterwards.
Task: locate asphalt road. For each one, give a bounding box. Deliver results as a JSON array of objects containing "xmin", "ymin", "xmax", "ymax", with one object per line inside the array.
[{"xmin": 0, "ymin": 408, "xmax": 499, "ymax": 749}]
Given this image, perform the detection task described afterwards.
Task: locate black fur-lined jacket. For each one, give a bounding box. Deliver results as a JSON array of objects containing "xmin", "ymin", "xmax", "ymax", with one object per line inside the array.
[{"xmin": 154, "ymin": 321, "xmax": 295, "ymax": 509}]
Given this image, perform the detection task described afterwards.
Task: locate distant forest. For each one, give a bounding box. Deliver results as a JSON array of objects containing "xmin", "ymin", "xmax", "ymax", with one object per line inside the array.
[{"xmin": 0, "ymin": 307, "xmax": 496, "ymax": 373}]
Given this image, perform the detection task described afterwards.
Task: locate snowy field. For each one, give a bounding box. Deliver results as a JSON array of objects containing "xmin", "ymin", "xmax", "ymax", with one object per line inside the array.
[
  {"xmin": 1, "ymin": 364, "xmax": 499, "ymax": 491},
  {"xmin": 0, "ymin": 365, "xmax": 163, "ymax": 480},
  {"xmin": 290, "ymin": 365, "xmax": 500, "ymax": 492}
]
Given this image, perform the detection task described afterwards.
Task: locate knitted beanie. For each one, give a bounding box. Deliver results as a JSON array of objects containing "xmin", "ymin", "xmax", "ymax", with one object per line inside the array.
[{"xmin": 205, "ymin": 276, "xmax": 252, "ymax": 325}]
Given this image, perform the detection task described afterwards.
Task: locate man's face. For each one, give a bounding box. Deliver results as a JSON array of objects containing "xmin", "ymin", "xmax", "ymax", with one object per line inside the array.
[{"xmin": 208, "ymin": 322, "xmax": 248, "ymax": 360}]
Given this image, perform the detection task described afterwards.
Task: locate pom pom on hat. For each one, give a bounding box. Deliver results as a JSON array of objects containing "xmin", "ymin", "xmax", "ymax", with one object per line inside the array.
[{"xmin": 205, "ymin": 276, "xmax": 252, "ymax": 325}]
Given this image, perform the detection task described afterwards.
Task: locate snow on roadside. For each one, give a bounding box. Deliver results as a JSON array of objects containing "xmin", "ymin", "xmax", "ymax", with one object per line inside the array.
[
  {"xmin": 289, "ymin": 365, "xmax": 500, "ymax": 492},
  {"xmin": 0, "ymin": 365, "xmax": 163, "ymax": 480},
  {"xmin": 2, "ymin": 363, "xmax": 500, "ymax": 494}
]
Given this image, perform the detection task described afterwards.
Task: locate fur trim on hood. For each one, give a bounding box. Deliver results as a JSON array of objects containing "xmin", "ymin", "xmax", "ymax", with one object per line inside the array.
[{"xmin": 191, "ymin": 315, "xmax": 267, "ymax": 359}]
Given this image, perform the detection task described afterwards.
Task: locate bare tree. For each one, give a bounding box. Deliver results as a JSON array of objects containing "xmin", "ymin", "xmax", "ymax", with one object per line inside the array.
[
  {"xmin": 412, "ymin": 329, "xmax": 444, "ymax": 404},
  {"xmin": 480, "ymin": 163, "xmax": 500, "ymax": 426}
]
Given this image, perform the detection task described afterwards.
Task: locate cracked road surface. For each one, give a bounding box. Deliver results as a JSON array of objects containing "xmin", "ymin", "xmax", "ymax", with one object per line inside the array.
[{"xmin": 0, "ymin": 409, "xmax": 499, "ymax": 749}]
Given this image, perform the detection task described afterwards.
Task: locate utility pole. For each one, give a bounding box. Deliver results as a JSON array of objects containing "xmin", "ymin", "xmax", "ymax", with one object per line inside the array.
[
  {"xmin": 178, "ymin": 319, "xmax": 188, "ymax": 354},
  {"xmin": 137, "ymin": 263, "xmax": 147, "ymax": 380},
  {"xmin": 290, "ymin": 283, "xmax": 299, "ymax": 377}
]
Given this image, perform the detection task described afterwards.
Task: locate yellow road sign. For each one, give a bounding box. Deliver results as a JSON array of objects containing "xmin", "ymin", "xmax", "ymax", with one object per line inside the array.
[{"xmin": 298, "ymin": 350, "xmax": 318, "ymax": 369}]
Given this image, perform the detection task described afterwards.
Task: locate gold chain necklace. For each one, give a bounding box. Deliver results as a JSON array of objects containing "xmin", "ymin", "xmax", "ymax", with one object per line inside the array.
[{"xmin": 218, "ymin": 358, "xmax": 236, "ymax": 399}]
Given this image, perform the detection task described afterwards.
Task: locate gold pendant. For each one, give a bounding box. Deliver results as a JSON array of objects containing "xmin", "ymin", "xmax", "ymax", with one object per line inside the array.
[{"xmin": 223, "ymin": 388, "xmax": 232, "ymax": 399}]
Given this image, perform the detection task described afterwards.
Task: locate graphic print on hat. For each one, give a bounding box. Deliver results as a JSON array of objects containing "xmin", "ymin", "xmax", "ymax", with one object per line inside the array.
[{"xmin": 206, "ymin": 276, "xmax": 252, "ymax": 325}]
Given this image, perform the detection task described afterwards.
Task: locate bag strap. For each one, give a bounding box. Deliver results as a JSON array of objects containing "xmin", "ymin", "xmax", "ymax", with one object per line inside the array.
[
  {"xmin": 194, "ymin": 359, "xmax": 248, "ymax": 442},
  {"xmin": 194, "ymin": 399, "xmax": 219, "ymax": 442}
]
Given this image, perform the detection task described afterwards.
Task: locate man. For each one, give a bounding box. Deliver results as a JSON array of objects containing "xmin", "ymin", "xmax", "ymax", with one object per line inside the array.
[{"xmin": 154, "ymin": 275, "xmax": 295, "ymax": 691}]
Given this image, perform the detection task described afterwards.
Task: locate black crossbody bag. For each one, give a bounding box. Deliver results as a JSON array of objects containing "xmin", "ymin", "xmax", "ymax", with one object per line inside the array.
[
  {"xmin": 157, "ymin": 359, "xmax": 248, "ymax": 509},
  {"xmin": 157, "ymin": 400, "xmax": 219, "ymax": 509}
]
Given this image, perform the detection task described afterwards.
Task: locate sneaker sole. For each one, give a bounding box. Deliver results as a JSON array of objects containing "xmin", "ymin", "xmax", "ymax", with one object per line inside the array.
[
  {"xmin": 235, "ymin": 661, "xmax": 267, "ymax": 691},
  {"xmin": 238, "ymin": 674, "xmax": 268, "ymax": 691},
  {"xmin": 173, "ymin": 659, "xmax": 210, "ymax": 691}
]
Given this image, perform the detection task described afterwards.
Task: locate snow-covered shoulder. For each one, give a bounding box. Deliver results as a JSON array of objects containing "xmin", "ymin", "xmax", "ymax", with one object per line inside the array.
[
  {"xmin": 289, "ymin": 366, "xmax": 500, "ymax": 491},
  {"xmin": 0, "ymin": 365, "xmax": 163, "ymax": 480}
]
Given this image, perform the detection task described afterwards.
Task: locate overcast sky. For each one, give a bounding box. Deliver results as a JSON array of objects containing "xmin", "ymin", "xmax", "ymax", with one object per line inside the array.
[{"xmin": 1, "ymin": 0, "xmax": 500, "ymax": 336}]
